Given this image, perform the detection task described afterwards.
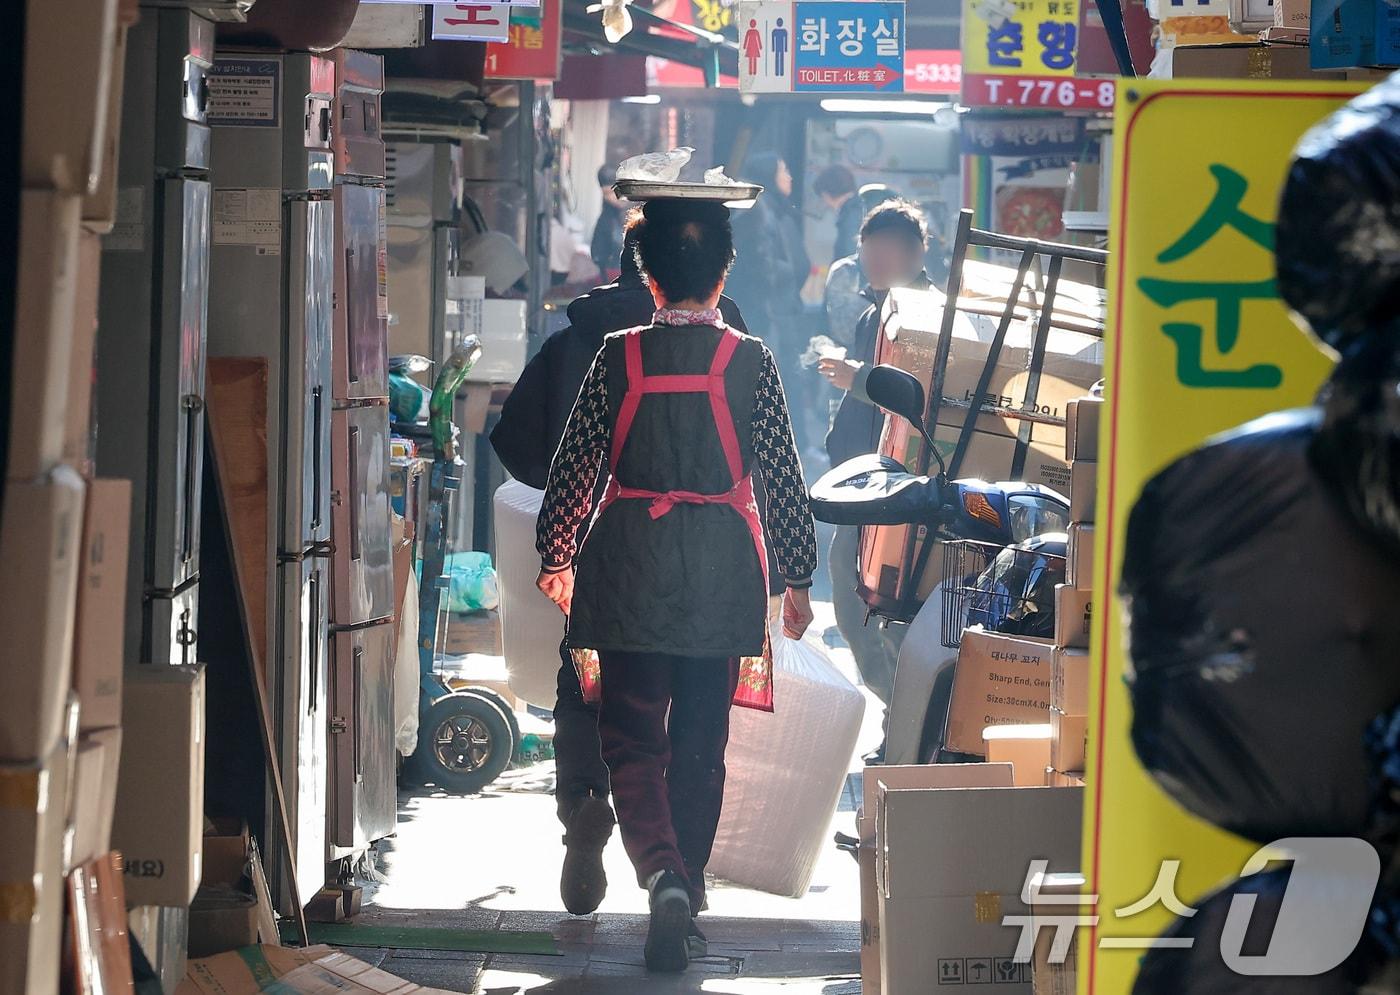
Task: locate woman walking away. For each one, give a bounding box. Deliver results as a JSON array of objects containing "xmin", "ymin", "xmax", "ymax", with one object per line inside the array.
[{"xmin": 535, "ymin": 198, "xmax": 818, "ymax": 973}]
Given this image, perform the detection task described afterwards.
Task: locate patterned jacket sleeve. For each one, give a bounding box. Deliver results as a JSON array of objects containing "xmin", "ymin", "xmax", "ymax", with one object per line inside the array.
[
  {"xmin": 752, "ymin": 346, "xmax": 819, "ymax": 588},
  {"xmin": 536, "ymin": 348, "xmax": 611, "ymax": 571}
]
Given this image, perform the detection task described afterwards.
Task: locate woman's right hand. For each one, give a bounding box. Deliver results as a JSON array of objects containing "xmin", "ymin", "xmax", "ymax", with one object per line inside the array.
[{"xmin": 782, "ymin": 586, "xmax": 815, "ymax": 640}]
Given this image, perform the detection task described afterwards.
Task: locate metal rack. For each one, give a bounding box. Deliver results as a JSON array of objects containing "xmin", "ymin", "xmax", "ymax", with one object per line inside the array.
[{"xmin": 890, "ymin": 210, "xmax": 1108, "ymax": 624}]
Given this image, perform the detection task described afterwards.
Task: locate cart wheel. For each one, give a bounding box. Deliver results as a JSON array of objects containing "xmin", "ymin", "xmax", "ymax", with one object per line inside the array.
[
  {"xmin": 410, "ymin": 692, "xmax": 515, "ymax": 794},
  {"xmin": 450, "ymin": 685, "xmax": 522, "ymax": 766}
]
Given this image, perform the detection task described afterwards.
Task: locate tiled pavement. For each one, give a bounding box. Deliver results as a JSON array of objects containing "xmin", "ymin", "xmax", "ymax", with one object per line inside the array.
[
  {"xmin": 338, "ymin": 909, "xmax": 862, "ymax": 993},
  {"xmin": 337, "ymin": 606, "xmax": 878, "ymax": 993}
]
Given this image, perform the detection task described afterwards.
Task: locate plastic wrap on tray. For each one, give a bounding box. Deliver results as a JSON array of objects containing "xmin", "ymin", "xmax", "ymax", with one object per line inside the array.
[
  {"xmin": 1276, "ymin": 75, "xmax": 1400, "ymax": 352},
  {"xmin": 1131, "ymin": 866, "xmax": 1385, "ymax": 994},
  {"xmin": 1120, "ymin": 408, "xmax": 1400, "ymax": 842}
]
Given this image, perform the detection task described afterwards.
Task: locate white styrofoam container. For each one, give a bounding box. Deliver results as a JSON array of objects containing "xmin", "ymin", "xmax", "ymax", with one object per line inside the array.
[
  {"xmin": 709, "ymin": 627, "xmax": 866, "ymax": 897},
  {"xmin": 494, "ymin": 480, "xmax": 566, "ymax": 707}
]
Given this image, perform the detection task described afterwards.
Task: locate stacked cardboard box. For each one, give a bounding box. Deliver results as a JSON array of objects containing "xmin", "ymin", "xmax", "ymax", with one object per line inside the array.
[
  {"xmin": 945, "ymin": 629, "xmax": 1055, "ymax": 758},
  {"xmin": 1047, "ymin": 397, "xmax": 1099, "ymax": 788},
  {"xmin": 7, "ymin": 3, "xmax": 141, "ymax": 989},
  {"xmin": 877, "ymin": 781, "xmax": 1084, "ymax": 993}
]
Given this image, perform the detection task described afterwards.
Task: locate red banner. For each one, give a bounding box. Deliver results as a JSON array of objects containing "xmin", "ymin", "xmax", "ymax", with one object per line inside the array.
[{"xmin": 484, "ymin": 0, "xmax": 562, "ymax": 80}]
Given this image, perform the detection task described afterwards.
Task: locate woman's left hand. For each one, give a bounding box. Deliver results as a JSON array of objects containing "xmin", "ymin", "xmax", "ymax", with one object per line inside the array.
[{"xmin": 537, "ymin": 568, "xmax": 575, "ymax": 616}]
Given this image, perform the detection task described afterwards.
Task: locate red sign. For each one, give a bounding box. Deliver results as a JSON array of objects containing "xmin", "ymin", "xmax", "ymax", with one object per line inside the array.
[
  {"xmin": 962, "ymin": 73, "xmax": 1116, "ymax": 110},
  {"xmin": 903, "ymin": 48, "xmax": 962, "ymax": 93},
  {"xmin": 484, "ymin": 0, "xmax": 563, "ymax": 80}
]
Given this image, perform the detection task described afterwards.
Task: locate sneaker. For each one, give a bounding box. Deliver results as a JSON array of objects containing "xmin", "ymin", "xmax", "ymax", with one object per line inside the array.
[
  {"xmin": 644, "ymin": 870, "xmax": 692, "ymax": 973},
  {"xmin": 560, "ymin": 793, "xmax": 615, "ymax": 916}
]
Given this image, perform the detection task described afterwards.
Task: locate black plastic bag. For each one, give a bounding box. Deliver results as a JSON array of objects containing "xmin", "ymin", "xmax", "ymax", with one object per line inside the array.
[
  {"xmin": 1276, "ymin": 75, "xmax": 1400, "ymax": 353},
  {"xmin": 1309, "ymin": 340, "xmax": 1400, "ymax": 557},
  {"xmin": 1120, "ymin": 408, "xmax": 1400, "ymax": 842},
  {"xmin": 1132, "ymin": 866, "xmax": 1385, "ymax": 994}
]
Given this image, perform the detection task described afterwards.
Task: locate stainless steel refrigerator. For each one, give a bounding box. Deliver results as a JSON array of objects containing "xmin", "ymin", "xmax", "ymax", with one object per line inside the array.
[
  {"xmin": 205, "ymin": 51, "xmax": 335, "ymax": 913},
  {"xmin": 328, "ymin": 49, "xmax": 397, "ymax": 855},
  {"xmin": 385, "ymin": 140, "xmax": 467, "ymax": 373},
  {"xmin": 96, "ymin": 7, "xmax": 215, "ymax": 670}
]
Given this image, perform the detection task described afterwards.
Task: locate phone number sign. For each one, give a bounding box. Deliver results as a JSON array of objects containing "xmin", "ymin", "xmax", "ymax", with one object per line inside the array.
[
  {"xmin": 961, "ymin": 0, "xmax": 1112, "ymax": 108},
  {"xmin": 739, "ymin": 0, "xmax": 905, "ymax": 93}
]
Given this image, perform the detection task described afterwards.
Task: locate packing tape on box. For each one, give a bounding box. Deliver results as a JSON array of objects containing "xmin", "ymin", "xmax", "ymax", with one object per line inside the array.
[
  {"xmin": 974, "ymin": 892, "xmax": 1002, "ymax": 924},
  {"xmin": 0, "ymin": 768, "xmax": 41, "ymax": 810},
  {"xmin": 0, "ymin": 882, "xmax": 37, "ymax": 923}
]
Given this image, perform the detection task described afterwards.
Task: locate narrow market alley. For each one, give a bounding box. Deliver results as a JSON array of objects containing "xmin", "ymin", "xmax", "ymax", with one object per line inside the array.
[{"xmin": 17, "ymin": 0, "xmax": 1400, "ymax": 990}]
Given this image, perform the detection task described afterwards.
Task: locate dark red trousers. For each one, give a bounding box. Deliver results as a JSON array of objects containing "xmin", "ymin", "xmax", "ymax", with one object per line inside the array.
[{"xmin": 596, "ymin": 651, "xmax": 740, "ymax": 909}]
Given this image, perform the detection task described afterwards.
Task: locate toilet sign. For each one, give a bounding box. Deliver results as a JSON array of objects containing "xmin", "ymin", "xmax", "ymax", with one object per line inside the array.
[{"xmin": 738, "ymin": 0, "xmax": 905, "ymax": 93}]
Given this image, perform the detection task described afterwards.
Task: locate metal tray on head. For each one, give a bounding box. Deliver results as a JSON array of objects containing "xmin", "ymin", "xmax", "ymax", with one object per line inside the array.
[{"xmin": 613, "ymin": 179, "xmax": 762, "ymax": 207}]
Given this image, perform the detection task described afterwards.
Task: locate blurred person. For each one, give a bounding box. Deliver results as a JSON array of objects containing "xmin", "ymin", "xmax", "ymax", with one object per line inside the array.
[
  {"xmin": 491, "ymin": 211, "xmax": 748, "ymax": 919},
  {"xmin": 818, "ymin": 201, "xmax": 930, "ymax": 758},
  {"xmin": 822, "ymin": 183, "xmax": 901, "ymax": 350},
  {"xmin": 590, "ymin": 165, "xmax": 627, "ymax": 280},
  {"xmin": 813, "ymin": 164, "xmax": 862, "ymax": 262},
  {"xmin": 535, "ymin": 198, "xmax": 817, "ymax": 973}
]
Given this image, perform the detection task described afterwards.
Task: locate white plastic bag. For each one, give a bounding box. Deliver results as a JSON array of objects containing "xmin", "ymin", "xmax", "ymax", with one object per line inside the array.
[
  {"xmin": 493, "ymin": 481, "xmax": 567, "ymax": 708},
  {"xmin": 708, "ymin": 625, "xmax": 866, "ymax": 898},
  {"xmin": 393, "ymin": 570, "xmax": 421, "ymax": 757}
]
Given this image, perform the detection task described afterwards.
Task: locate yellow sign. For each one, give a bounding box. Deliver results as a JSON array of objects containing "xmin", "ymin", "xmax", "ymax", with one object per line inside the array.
[
  {"xmin": 963, "ymin": 0, "xmax": 1080, "ymax": 79},
  {"xmin": 1085, "ymin": 80, "xmax": 1361, "ymax": 994}
]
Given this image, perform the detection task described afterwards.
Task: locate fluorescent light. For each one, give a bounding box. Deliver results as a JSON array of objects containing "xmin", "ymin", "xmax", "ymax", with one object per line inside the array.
[
  {"xmin": 820, "ymin": 98, "xmax": 948, "ymax": 115},
  {"xmin": 621, "ymin": 94, "xmax": 661, "ymax": 104}
]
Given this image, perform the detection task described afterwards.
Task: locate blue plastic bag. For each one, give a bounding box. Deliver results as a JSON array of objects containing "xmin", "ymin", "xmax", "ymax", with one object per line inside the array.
[{"xmin": 441, "ymin": 552, "xmax": 500, "ymax": 614}]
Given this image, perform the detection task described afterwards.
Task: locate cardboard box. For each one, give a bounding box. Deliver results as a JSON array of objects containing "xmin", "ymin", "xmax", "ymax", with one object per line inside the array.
[
  {"xmin": 66, "ymin": 232, "xmax": 102, "ymax": 469},
  {"xmin": 73, "ymin": 479, "xmax": 131, "ymax": 732},
  {"xmin": 22, "ymin": 0, "xmax": 121, "ymax": 191},
  {"xmin": 180, "ymin": 945, "xmax": 452, "ymax": 994},
  {"xmin": 1063, "ymin": 396, "xmax": 1102, "ymax": 463},
  {"xmin": 1050, "ymin": 710, "xmax": 1088, "ymax": 774},
  {"xmin": 1053, "ymin": 585, "xmax": 1092, "ymax": 652},
  {"xmin": 1045, "ymin": 770, "xmax": 1086, "ymax": 787},
  {"xmin": 83, "ymin": 17, "xmax": 135, "ymax": 231},
  {"xmin": 113, "ymin": 665, "xmax": 206, "ymax": 907},
  {"xmin": 859, "ymin": 764, "xmax": 1015, "ymax": 994},
  {"xmin": 1275, "ymin": 0, "xmax": 1311, "ymax": 29},
  {"xmin": 0, "ymin": 744, "xmax": 70, "ymax": 995},
  {"xmin": 1174, "ymin": 40, "xmax": 1350, "ymax": 76},
  {"xmin": 1030, "ymin": 872, "xmax": 1085, "ymax": 995},
  {"xmin": 188, "ymin": 887, "xmax": 260, "ymax": 959},
  {"xmin": 946, "ymin": 630, "xmax": 1053, "ymax": 755},
  {"xmin": 8, "ymin": 191, "xmax": 83, "ymax": 480},
  {"xmin": 1051, "ymin": 648, "xmax": 1090, "ymax": 716},
  {"xmin": 1069, "ymin": 461, "xmax": 1096, "ymax": 523},
  {"xmin": 1309, "ymin": 0, "xmax": 1400, "ymax": 66},
  {"xmin": 64, "ymin": 851, "xmax": 133, "ymax": 995},
  {"xmin": 1067, "ymin": 524, "xmax": 1095, "ymax": 590},
  {"xmin": 67, "ymin": 728, "xmax": 122, "ymax": 873},
  {"xmin": 202, "ymin": 819, "xmax": 251, "ymax": 889},
  {"xmin": 877, "ymin": 785, "xmax": 1084, "ymax": 994},
  {"xmin": 984, "ymin": 725, "xmax": 1054, "ymax": 787},
  {"xmin": 0, "ymin": 465, "xmax": 87, "ymax": 761}
]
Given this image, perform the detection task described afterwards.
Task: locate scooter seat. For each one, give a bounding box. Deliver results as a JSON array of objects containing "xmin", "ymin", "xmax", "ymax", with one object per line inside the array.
[{"xmin": 809, "ymin": 453, "xmax": 942, "ymax": 526}]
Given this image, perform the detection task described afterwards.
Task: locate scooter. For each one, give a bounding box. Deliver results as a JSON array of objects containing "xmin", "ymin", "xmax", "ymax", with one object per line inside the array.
[{"xmin": 809, "ymin": 365, "xmax": 1070, "ymax": 765}]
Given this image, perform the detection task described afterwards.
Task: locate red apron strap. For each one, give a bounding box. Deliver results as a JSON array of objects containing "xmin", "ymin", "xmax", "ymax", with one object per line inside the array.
[
  {"xmin": 707, "ymin": 330, "xmax": 745, "ymax": 485},
  {"xmin": 609, "ymin": 332, "xmax": 645, "ymax": 473}
]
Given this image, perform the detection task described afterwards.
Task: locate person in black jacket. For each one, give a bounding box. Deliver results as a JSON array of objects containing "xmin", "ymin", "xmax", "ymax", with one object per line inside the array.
[
  {"xmin": 490, "ymin": 212, "xmax": 747, "ymax": 918},
  {"xmin": 817, "ymin": 201, "xmax": 930, "ymax": 759}
]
